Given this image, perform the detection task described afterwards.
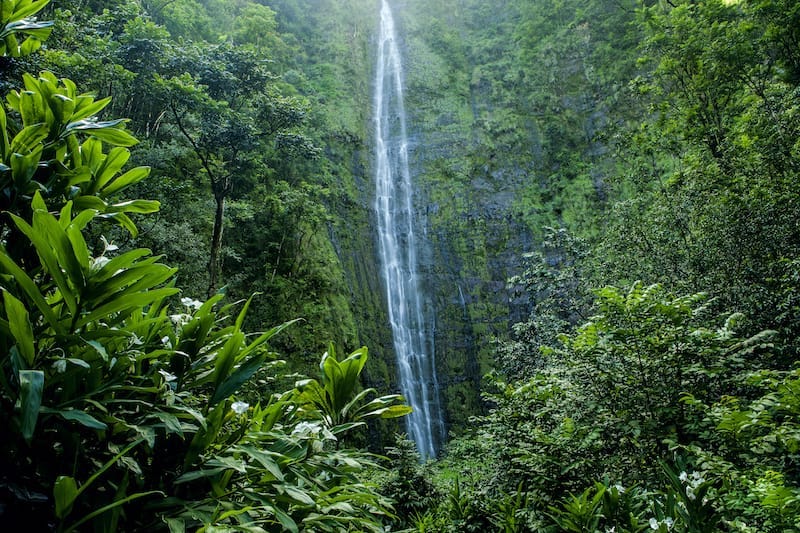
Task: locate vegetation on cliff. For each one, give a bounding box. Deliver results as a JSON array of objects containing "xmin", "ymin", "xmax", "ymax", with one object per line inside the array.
[{"xmin": 1, "ymin": 0, "xmax": 799, "ymax": 530}]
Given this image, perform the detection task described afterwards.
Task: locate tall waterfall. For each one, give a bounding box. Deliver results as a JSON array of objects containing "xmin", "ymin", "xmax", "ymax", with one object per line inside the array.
[{"xmin": 373, "ymin": 0, "xmax": 445, "ymax": 459}]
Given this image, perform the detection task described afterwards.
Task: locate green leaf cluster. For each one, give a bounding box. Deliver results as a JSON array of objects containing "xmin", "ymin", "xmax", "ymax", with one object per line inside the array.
[
  {"xmin": 0, "ymin": 42, "xmax": 408, "ymax": 531},
  {"xmin": 0, "ymin": 0, "xmax": 52, "ymax": 57}
]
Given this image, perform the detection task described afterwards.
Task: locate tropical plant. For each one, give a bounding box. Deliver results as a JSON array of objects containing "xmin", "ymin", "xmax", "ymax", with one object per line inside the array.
[
  {"xmin": 295, "ymin": 343, "xmax": 411, "ymax": 434},
  {"xmin": 0, "ymin": 0, "xmax": 52, "ymax": 57},
  {"xmin": 0, "ymin": 68, "xmax": 407, "ymax": 531}
]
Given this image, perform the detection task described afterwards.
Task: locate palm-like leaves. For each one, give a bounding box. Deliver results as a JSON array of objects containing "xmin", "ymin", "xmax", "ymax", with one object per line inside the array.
[
  {"xmin": 295, "ymin": 344, "xmax": 412, "ymax": 432},
  {"xmin": 0, "ymin": 0, "xmax": 52, "ymax": 57},
  {"xmin": 1, "ymin": 72, "xmax": 154, "ymax": 233},
  {"xmin": 0, "ymin": 65, "xmax": 409, "ymax": 531}
]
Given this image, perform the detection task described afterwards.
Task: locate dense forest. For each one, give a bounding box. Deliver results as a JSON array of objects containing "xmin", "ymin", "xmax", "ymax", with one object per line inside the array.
[{"xmin": 1, "ymin": 0, "xmax": 798, "ymax": 531}]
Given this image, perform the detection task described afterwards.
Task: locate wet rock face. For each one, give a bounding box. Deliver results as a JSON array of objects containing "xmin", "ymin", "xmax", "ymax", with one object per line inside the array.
[
  {"xmin": 312, "ymin": 0, "xmax": 628, "ymax": 442},
  {"xmin": 376, "ymin": 0, "xmax": 620, "ymax": 434}
]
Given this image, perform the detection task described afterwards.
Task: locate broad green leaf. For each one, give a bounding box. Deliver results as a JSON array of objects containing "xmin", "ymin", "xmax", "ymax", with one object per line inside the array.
[
  {"xmin": 0, "ymin": 104, "xmax": 8, "ymax": 156},
  {"xmin": 184, "ymin": 402, "xmax": 226, "ymax": 468},
  {"xmin": 234, "ymin": 445, "xmax": 285, "ymax": 481},
  {"xmin": 281, "ymin": 485, "xmax": 315, "ymax": 506},
  {"xmin": 80, "ymin": 136, "xmax": 103, "ymax": 170},
  {"xmin": 341, "ymin": 387, "xmax": 374, "ymax": 420},
  {"xmin": 165, "ymin": 517, "xmax": 185, "ymax": 533},
  {"xmin": 66, "ymin": 221, "xmax": 91, "ymax": 273},
  {"xmin": 69, "ymin": 95, "xmax": 111, "ymax": 122},
  {"xmin": 5, "ymin": 0, "xmax": 51, "ymax": 22},
  {"xmin": 86, "ymin": 263, "xmax": 166, "ymax": 302},
  {"xmin": 57, "ymin": 408, "xmax": 107, "ymax": 430},
  {"xmin": 4, "ymin": 289, "xmax": 35, "ymax": 365},
  {"xmin": 17, "ymin": 87, "xmax": 43, "ymax": 126},
  {"xmin": 9, "ymin": 145, "xmax": 41, "ymax": 189},
  {"xmin": 64, "ymin": 117, "xmax": 126, "ymax": 134},
  {"xmin": 235, "ymin": 294, "xmax": 257, "ymax": 330},
  {"xmin": 106, "ymin": 199, "xmax": 160, "ymax": 214},
  {"xmin": 89, "ymin": 146, "xmax": 130, "ymax": 194},
  {"xmin": 173, "ymin": 467, "xmax": 228, "ymax": 484},
  {"xmin": 59, "ymin": 118, "xmax": 139, "ymax": 147},
  {"xmin": 106, "ymin": 212, "xmax": 138, "ymax": 236},
  {"xmin": 88, "ymin": 248, "xmax": 153, "ymax": 282},
  {"xmin": 84, "ymin": 339, "xmax": 108, "ymax": 361},
  {"xmin": 330, "ymin": 422, "xmax": 365, "ymax": 435},
  {"xmin": 0, "ymin": 253, "xmax": 64, "ymax": 334},
  {"xmin": 102, "ymin": 166, "xmax": 150, "ymax": 196},
  {"xmin": 72, "ymin": 195, "xmax": 107, "ymax": 212},
  {"xmin": 272, "ymin": 506, "xmax": 298, "ymax": 533},
  {"xmin": 18, "ymin": 369, "xmax": 43, "ymax": 442},
  {"xmin": 9, "ymin": 121, "xmax": 47, "ymax": 158},
  {"xmin": 150, "ymin": 412, "xmax": 184, "ymax": 438},
  {"xmin": 212, "ymin": 331, "xmax": 245, "ymax": 393},
  {"xmin": 49, "ymin": 93, "xmax": 74, "ymax": 125},
  {"xmin": 54, "ymin": 475, "xmax": 77, "ymax": 519},
  {"xmin": 209, "ymin": 352, "xmax": 266, "ymax": 406},
  {"xmin": 75, "ymin": 287, "xmax": 179, "ymax": 328},
  {"xmin": 18, "ymin": 32, "xmax": 47, "ymax": 56},
  {"xmin": 15, "ymin": 204, "xmax": 85, "ymax": 294},
  {"xmin": 358, "ymin": 404, "xmax": 412, "ymax": 419},
  {"xmin": 69, "ymin": 208, "xmax": 96, "ymax": 231},
  {"xmin": 6, "ymin": 210, "xmax": 77, "ymax": 313},
  {"xmin": 88, "ymin": 126, "xmax": 139, "ymax": 147}
]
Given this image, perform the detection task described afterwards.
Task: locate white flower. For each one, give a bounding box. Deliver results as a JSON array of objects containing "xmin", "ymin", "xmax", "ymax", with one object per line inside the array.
[
  {"xmin": 231, "ymin": 401, "xmax": 250, "ymax": 415},
  {"xmin": 613, "ymin": 484, "xmax": 626, "ymax": 494},
  {"xmin": 170, "ymin": 314, "xmax": 191, "ymax": 326},
  {"xmin": 101, "ymin": 235, "xmax": 119, "ymax": 252},
  {"xmin": 180, "ymin": 297, "xmax": 203, "ymax": 310},
  {"xmin": 679, "ymin": 471, "xmax": 689, "ymax": 483},
  {"xmin": 665, "ymin": 517, "xmax": 674, "ymax": 529},
  {"xmin": 90, "ymin": 256, "xmax": 110, "ymax": 271},
  {"xmin": 292, "ymin": 421, "xmax": 322, "ymax": 438},
  {"xmin": 161, "ymin": 336, "xmax": 172, "ymax": 348},
  {"xmin": 650, "ymin": 518, "xmax": 659, "ymax": 530},
  {"xmin": 158, "ymin": 369, "xmax": 177, "ymax": 382},
  {"xmin": 686, "ymin": 485, "xmax": 697, "ymax": 501}
]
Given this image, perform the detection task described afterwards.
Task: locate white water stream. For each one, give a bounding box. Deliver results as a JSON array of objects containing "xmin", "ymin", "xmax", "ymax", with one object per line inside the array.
[{"xmin": 373, "ymin": 0, "xmax": 445, "ymax": 458}]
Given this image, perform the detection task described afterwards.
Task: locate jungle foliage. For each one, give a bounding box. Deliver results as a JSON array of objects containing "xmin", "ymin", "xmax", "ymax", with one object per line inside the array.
[
  {"xmin": 1, "ymin": 0, "xmax": 799, "ymax": 531},
  {"xmin": 0, "ymin": 2, "xmax": 410, "ymax": 530},
  {"xmin": 386, "ymin": 0, "xmax": 800, "ymax": 531}
]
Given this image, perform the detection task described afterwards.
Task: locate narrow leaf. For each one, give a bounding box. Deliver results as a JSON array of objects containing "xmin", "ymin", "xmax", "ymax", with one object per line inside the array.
[
  {"xmin": 18, "ymin": 369, "xmax": 44, "ymax": 443},
  {"xmin": 57, "ymin": 409, "xmax": 107, "ymax": 430},
  {"xmin": 210, "ymin": 352, "xmax": 266, "ymax": 406},
  {"xmin": 101, "ymin": 166, "xmax": 150, "ymax": 196},
  {"xmin": 54, "ymin": 476, "xmax": 78, "ymax": 520},
  {"xmin": 4, "ymin": 289, "xmax": 35, "ymax": 365},
  {"xmin": 0, "ymin": 253, "xmax": 63, "ymax": 334}
]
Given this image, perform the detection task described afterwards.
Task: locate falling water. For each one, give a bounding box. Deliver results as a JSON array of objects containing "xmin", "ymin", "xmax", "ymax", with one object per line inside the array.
[{"xmin": 373, "ymin": 0, "xmax": 445, "ymax": 459}]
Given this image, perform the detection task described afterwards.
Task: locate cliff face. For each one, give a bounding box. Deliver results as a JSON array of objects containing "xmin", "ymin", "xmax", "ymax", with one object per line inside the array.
[
  {"xmin": 385, "ymin": 0, "xmax": 639, "ymax": 431},
  {"xmin": 270, "ymin": 0, "xmax": 640, "ymax": 437}
]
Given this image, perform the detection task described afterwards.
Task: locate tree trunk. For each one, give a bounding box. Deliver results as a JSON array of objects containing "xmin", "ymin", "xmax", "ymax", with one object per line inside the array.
[{"xmin": 208, "ymin": 194, "xmax": 225, "ymax": 298}]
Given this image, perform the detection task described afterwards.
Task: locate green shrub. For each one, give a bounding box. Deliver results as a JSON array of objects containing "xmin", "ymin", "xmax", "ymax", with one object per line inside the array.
[{"xmin": 0, "ymin": 67, "xmax": 409, "ymax": 531}]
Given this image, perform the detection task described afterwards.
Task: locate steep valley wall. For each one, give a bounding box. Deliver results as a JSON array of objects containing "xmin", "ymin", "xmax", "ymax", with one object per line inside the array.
[{"xmin": 272, "ymin": 0, "xmax": 639, "ymax": 440}]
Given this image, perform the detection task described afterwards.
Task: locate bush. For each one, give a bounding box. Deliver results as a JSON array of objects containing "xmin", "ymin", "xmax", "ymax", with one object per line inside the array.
[{"xmin": 0, "ymin": 67, "xmax": 409, "ymax": 531}]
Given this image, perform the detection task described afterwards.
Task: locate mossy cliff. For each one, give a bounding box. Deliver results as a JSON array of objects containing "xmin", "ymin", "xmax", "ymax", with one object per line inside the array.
[
  {"xmin": 267, "ymin": 0, "xmax": 641, "ymax": 437},
  {"xmin": 383, "ymin": 0, "xmax": 640, "ymax": 431}
]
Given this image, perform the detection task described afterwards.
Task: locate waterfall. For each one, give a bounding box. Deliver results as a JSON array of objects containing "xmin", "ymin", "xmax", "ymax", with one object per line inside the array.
[{"xmin": 373, "ymin": 0, "xmax": 445, "ymax": 459}]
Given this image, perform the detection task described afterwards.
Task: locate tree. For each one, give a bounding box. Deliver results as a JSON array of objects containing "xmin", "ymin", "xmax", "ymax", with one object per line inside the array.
[{"xmin": 159, "ymin": 43, "xmax": 314, "ymax": 296}]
